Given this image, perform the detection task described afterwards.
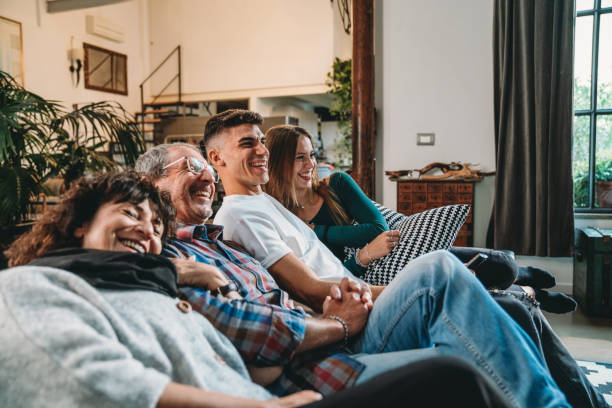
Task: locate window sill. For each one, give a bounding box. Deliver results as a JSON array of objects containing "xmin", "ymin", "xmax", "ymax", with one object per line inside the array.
[{"xmin": 574, "ymin": 212, "xmax": 612, "ymax": 220}]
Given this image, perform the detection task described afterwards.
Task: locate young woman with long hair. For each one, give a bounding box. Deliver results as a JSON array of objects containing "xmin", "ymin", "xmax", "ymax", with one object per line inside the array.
[{"xmin": 264, "ymin": 125, "xmax": 399, "ymax": 275}]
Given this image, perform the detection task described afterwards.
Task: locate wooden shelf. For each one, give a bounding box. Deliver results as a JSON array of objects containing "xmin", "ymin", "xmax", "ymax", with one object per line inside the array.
[
  {"xmin": 135, "ymin": 109, "xmax": 171, "ymax": 115},
  {"xmin": 396, "ymin": 180, "xmax": 475, "ymax": 247},
  {"xmin": 131, "ymin": 119, "xmax": 162, "ymax": 124}
]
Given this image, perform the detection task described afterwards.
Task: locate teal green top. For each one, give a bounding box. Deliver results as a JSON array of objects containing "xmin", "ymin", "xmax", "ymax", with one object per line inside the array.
[{"xmin": 312, "ymin": 172, "xmax": 389, "ymax": 275}]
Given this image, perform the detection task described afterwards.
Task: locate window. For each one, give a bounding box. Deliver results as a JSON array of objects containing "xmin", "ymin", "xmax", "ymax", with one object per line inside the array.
[
  {"xmin": 83, "ymin": 43, "xmax": 127, "ymax": 95},
  {"xmin": 574, "ymin": 0, "xmax": 612, "ymax": 210}
]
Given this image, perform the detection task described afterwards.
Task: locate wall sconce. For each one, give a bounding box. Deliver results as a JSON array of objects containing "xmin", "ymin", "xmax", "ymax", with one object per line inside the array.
[{"xmin": 68, "ymin": 45, "xmax": 84, "ymax": 87}]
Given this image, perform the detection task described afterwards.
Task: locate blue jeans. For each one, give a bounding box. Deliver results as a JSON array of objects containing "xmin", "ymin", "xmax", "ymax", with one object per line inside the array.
[{"xmin": 349, "ymin": 250, "xmax": 569, "ymax": 408}]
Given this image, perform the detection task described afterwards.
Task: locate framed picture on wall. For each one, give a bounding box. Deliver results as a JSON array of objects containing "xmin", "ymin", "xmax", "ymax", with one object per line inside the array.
[{"xmin": 0, "ymin": 16, "xmax": 24, "ymax": 85}]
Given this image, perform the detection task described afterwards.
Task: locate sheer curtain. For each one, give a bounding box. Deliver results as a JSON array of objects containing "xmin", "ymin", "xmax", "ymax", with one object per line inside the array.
[{"xmin": 487, "ymin": 0, "xmax": 575, "ymax": 256}]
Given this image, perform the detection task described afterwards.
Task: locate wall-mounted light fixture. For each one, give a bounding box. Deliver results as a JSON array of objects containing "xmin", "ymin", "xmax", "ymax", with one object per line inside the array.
[{"xmin": 68, "ymin": 37, "xmax": 84, "ymax": 87}]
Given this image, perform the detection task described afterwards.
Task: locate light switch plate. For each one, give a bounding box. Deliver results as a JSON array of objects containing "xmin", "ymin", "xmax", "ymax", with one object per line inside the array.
[{"xmin": 417, "ymin": 133, "xmax": 435, "ymax": 146}]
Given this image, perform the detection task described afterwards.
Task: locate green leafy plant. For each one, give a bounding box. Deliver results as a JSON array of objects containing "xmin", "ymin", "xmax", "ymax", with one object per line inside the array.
[
  {"xmin": 0, "ymin": 70, "xmax": 144, "ymax": 226},
  {"xmin": 326, "ymin": 57, "xmax": 352, "ymax": 166}
]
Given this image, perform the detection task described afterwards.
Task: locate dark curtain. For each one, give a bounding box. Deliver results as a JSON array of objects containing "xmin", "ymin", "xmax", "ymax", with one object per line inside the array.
[{"xmin": 487, "ymin": 0, "xmax": 575, "ymax": 256}]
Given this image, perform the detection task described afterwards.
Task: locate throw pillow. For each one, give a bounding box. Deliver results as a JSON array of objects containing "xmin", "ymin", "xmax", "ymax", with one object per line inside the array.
[{"xmin": 346, "ymin": 204, "xmax": 470, "ymax": 286}]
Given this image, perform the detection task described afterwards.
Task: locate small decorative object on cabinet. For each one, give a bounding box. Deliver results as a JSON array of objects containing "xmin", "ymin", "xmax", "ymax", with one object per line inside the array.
[{"xmin": 395, "ymin": 180, "xmax": 475, "ymax": 247}]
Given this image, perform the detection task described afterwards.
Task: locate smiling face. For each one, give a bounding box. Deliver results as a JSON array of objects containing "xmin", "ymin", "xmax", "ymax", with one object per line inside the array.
[
  {"xmin": 293, "ymin": 135, "xmax": 317, "ymax": 193},
  {"xmin": 154, "ymin": 145, "xmax": 215, "ymax": 224},
  {"xmin": 78, "ymin": 199, "xmax": 163, "ymax": 255},
  {"xmin": 208, "ymin": 124, "xmax": 269, "ymax": 195}
]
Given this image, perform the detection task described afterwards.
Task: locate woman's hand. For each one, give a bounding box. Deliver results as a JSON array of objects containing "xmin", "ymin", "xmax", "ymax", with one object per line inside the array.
[
  {"xmin": 359, "ymin": 230, "xmax": 400, "ymax": 265},
  {"xmin": 157, "ymin": 382, "xmax": 321, "ymax": 408},
  {"xmin": 172, "ymin": 257, "xmax": 239, "ymax": 297}
]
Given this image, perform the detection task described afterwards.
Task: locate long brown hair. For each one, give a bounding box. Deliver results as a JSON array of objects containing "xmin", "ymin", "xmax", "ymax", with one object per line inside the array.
[
  {"xmin": 5, "ymin": 171, "xmax": 175, "ymax": 266},
  {"xmin": 264, "ymin": 125, "xmax": 351, "ymax": 225}
]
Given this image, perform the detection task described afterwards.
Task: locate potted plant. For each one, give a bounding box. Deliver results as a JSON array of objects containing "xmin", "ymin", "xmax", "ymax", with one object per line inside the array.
[
  {"xmin": 326, "ymin": 57, "xmax": 352, "ymax": 167},
  {"xmin": 0, "ymin": 70, "xmax": 143, "ymax": 239},
  {"xmin": 596, "ymin": 159, "xmax": 612, "ymax": 207}
]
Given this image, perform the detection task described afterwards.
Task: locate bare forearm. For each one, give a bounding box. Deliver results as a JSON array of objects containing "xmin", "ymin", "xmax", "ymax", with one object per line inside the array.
[
  {"xmin": 268, "ymin": 254, "xmax": 335, "ymax": 311},
  {"xmin": 296, "ymin": 316, "xmax": 345, "ymax": 353}
]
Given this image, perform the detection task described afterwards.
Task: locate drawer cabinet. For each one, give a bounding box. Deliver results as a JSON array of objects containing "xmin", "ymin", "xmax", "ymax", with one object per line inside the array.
[{"xmin": 396, "ymin": 180, "xmax": 474, "ymax": 247}]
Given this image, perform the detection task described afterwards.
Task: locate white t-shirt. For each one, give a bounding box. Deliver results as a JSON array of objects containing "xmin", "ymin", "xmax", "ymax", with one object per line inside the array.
[{"xmin": 214, "ymin": 193, "xmax": 357, "ymax": 281}]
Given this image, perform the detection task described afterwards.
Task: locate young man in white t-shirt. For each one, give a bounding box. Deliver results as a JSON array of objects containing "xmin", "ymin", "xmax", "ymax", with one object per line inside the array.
[{"xmin": 203, "ymin": 109, "xmax": 570, "ymax": 407}]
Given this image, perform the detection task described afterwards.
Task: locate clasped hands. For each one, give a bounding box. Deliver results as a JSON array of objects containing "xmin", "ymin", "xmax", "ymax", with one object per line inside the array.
[{"xmin": 321, "ymin": 277, "xmax": 372, "ymax": 338}]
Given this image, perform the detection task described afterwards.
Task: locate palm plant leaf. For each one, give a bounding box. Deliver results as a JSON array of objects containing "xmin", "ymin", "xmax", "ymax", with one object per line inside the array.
[
  {"xmin": 1, "ymin": 69, "xmax": 145, "ymax": 225},
  {"xmin": 0, "ymin": 166, "xmax": 43, "ymax": 225}
]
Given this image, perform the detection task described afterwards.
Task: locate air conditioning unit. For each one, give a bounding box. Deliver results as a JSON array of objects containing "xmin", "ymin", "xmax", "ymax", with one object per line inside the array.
[{"xmin": 85, "ymin": 15, "xmax": 125, "ymax": 43}]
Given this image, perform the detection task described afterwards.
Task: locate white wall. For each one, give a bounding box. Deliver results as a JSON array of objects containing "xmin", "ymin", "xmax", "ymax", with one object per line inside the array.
[
  {"xmin": 147, "ymin": 0, "xmax": 351, "ymax": 102},
  {"xmin": 377, "ymin": 0, "xmax": 496, "ymax": 247},
  {"xmin": 0, "ymin": 0, "xmax": 149, "ymax": 113}
]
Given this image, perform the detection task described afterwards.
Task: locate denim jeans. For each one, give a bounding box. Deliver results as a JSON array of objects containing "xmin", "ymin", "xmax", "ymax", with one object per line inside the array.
[
  {"xmin": 349, "ymin": 250, "xmax": 569, "ymax": 408},
  {"xmin": 491, "ymin": 286, "xmax": 609, "ymax": 408},
  {"xmin": 353, "ymin": 348, "xmax": 439, "ymax": 385}
]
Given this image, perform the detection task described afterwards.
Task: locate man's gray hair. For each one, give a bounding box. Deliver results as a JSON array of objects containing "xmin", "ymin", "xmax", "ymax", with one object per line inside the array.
[{"xmin": 135, "ymin": 143, "xmax": 201, "ymax": 180}]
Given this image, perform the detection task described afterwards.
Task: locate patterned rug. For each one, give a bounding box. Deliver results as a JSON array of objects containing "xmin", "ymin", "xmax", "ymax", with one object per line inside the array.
[{"xmin": 577, "ymin": 360, "xmax": 612, "ymax": 405}]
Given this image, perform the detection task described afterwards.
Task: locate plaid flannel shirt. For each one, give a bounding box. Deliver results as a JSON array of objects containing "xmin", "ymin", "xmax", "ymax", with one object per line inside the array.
[{"xmin": 163, "ymin": 224, "xmax": 364, "ymax": 396}]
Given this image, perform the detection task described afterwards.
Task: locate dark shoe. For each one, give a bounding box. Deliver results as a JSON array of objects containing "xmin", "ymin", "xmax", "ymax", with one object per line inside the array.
[
  {"xmin": 516, "ymin": 266, "xmax": 556, "ymax": 289},
  {"xmin": 535, "ymin": 289, "xmax": 577, "ymax": 314}
]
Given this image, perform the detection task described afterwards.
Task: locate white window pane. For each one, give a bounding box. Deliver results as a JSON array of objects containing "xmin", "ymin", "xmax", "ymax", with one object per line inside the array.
[
  {"xmin": 576, "ymin": 0, "xmax": 594, "ymax": 11},
  {"xmin": 575, "ymin": 16, "xmax": 593, "ymax": 110},
  {"xmin": 574, "ymin": 115, "xmax": 591, "ymax": 207},
  {"xmin": 602, "ymin": 0, "xmax": 612, "ymax": 8},
  {"xmin": 597, "ymin": 14, "xmax": 612, "ymax": 109}
]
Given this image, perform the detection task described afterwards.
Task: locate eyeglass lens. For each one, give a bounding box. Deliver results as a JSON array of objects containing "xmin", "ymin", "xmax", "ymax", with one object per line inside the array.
[{"xmin": 187, "ymin": 157, "xmax": 218, "ymax": 182}]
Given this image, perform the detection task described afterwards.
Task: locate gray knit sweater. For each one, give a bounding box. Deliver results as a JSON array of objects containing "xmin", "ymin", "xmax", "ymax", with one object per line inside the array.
[{"xmin": 0, "ymin": 265, "xmax": 273, "ymax": 407}]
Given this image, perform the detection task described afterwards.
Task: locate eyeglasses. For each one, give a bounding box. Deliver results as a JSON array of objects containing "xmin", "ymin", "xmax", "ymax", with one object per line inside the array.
[{"xmin": 163, "ymin": 156, "xmax": 219, "ymax": 183}]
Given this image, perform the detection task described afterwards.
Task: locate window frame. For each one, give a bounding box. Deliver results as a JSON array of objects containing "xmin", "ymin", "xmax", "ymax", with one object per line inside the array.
[
  {"xmin": 83, "ymin": 42, "xmax": 128, "ymax": 96},
  {"xmin": 574, "ymin": 0, "xmax": 612, "ymax": 212}
]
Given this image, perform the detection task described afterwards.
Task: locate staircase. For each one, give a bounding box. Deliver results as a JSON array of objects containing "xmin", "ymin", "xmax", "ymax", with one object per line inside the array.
[{"xmin": 135, "ymin": 45, "xmax": 184, "ymax": 149}]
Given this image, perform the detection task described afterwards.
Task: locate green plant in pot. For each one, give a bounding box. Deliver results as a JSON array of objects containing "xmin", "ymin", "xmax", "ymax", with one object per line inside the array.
[
  {"xmin": 595, "ymin": 159, "xmax": 612, "ymax": 207},
  {"xmin": 326, "ymin": 57, "xmax": 352, "ymax": 167},
  {"xmin": 0, "ymin": 70, "xmax": 144, "ymax": 228}
]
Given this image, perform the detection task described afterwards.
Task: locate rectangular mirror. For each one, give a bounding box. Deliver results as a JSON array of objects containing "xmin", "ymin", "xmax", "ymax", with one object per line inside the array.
[{"xmin": 83, "ymin": 42, "xmax": 127, "ymax": 95}]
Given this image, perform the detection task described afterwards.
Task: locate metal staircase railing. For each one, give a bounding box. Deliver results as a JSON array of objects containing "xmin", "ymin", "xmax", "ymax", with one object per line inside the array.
[{"xmin": 138, "ymin": 45, "xmax": 182, "ymax": 135}]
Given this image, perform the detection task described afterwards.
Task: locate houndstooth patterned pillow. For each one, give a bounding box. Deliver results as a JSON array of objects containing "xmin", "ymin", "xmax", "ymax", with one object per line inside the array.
[{"xmin": 344, "ymin": 204, "xmax": 470, "ymax": 286}]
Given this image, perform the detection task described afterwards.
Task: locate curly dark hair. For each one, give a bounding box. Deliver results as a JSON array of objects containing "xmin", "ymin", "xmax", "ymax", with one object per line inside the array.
[
  {"xmin": 5, "ymin": 171, "xmax": 175, "ymax": 266},
  {"xmin": 202, "ymin": 109, "xmax": 263, "ymax": 152}
]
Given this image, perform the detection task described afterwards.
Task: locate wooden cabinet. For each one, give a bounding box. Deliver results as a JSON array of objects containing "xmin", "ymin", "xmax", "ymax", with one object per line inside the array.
[{"xmin": 396, "ymin": 180, "xmax": 474, "ymax": 247}]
